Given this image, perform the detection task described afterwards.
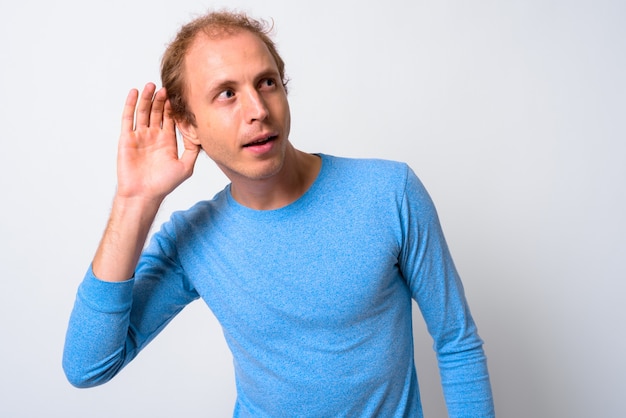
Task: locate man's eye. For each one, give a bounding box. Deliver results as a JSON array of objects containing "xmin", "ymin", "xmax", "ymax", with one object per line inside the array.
[
  {"xmin": 218, "ymin": 90, "xmax": 235, "ymax": 99},
  {"xmin": 260, "ymin": 78, "xmax": 276, "ymax": 88}
]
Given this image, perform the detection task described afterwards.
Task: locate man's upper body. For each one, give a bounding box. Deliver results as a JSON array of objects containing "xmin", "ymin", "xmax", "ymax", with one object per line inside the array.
[
  {"xmin": 63, "ymin": 11, "xmax": 495, "ymax": 417},
  {"xmin": 65, "ymin": 154, "xmax": 493, "ymax": 417}
]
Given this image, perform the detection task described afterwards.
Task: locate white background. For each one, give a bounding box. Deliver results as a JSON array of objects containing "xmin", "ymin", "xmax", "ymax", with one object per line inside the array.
[{"xmin": 1, "ymin": 0, "xmax": 624, "ymax": 417}]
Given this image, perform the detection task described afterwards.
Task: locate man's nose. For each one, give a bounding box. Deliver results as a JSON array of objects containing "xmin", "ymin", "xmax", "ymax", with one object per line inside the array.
[{"xmin": 243, "ymin": 89, "xmax": 269, "ymax": 123}]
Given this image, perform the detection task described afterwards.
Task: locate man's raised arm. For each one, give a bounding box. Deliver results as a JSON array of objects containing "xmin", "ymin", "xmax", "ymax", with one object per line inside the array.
[
  {"xmin": 93, "ymin": 83, "xmax": 200, "ymax": 282},
  {"xmin": 63, "ymin": 83, "xmax": 201, "ymax": 387}
]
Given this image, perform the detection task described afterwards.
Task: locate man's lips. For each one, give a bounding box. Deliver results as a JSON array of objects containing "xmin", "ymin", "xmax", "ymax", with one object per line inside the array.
[{"xmin": 242, "ymin": 134, "xmax": 279, "ymax": 148}]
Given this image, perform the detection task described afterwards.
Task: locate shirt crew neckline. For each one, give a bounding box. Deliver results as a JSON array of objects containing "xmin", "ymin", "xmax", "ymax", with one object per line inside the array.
[{"xmin": 224, "ymin": 153, "xmax": 329, "ymax": 220}]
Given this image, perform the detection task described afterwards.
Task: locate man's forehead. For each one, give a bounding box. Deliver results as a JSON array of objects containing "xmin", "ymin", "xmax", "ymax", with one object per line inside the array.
[
  {"xmin": 182, "ymin": 29, "xmax": 279, "ymax": 90},
  {"xmin": 188, "ymin": 28, "xmax": 263, "ymax": 53},
  {"xmin": 185, "ymin": 30, "xmax": 276, "ymax": 70}
]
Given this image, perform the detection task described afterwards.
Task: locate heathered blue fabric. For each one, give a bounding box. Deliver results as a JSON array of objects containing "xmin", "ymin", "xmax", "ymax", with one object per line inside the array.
[{"xmin": 64, "ymin": 154, "xmax": 494, "ymax": 417}]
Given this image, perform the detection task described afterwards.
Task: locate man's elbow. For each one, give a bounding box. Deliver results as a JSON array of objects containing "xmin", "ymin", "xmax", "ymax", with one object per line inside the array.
[{"xmin": 62, "ymin": 357, "xmax": 121, "ymax": 389}]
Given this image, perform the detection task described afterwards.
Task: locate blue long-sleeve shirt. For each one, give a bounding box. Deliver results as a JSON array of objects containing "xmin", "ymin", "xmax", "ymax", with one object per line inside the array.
[{"xmin": 64, "ymin": 154, "xmax": 494, "ymax": 417}]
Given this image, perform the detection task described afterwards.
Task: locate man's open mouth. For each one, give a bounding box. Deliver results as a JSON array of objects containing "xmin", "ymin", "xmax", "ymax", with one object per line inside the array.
[{"xmin": 243, "ymin": 135, "xmax": 278, "ymax": 147}]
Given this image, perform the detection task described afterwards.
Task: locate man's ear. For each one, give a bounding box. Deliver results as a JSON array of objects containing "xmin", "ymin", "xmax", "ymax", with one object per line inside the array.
[{"xmin": 176, "ymin": 119, "xmax": 200, "ymax": 145}]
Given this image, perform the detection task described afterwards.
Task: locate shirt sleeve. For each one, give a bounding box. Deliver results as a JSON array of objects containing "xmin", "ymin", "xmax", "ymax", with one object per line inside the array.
[
  {"xmin": 398, "ymin": 166, "xmax": 495, "ymax": 417},
  {"xmin": 62, "ymin": 220, "xmax": 199, "ymax": 388}
]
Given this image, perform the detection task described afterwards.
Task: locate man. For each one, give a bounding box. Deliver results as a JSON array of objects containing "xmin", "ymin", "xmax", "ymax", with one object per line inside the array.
[{"xmin": 63, "ymin": 11, "xmax": 495, "ymax": 417}]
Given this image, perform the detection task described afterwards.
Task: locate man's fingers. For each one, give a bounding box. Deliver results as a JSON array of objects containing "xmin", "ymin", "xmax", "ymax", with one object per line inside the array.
[
  {"xmin": 135, "ymin": 83, "xmax": 157, "ymax": 128},
  {"xmin": 121, "ymin": 89, "xmax": 139, "ymax": 133},
  {"xmin": 122, "ymin": 83, "xmax": 168, "ymax": 134},
  {"xmin": 161, "ymin": 97, "xmax": 176, "ymax": 132},
  {"xmin": 150, "ymin": 88, "xmax": 168, "ymax": 128}
]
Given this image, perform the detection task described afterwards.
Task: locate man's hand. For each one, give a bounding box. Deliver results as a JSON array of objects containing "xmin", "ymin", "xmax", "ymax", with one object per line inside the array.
[
  {"xmin": 117, "ymin": 83, "xmax": 200, "ymax": 202},
  {"xmin": 91, "ymin": 83, "xmax": 200, "ymax": 282}
]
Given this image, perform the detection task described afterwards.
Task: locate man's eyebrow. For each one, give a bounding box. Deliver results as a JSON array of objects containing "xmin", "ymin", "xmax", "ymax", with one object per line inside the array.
[
  {"xmin": 256, "ymin": 68, "xmax": 281, "ymax": 80},
  {"xmin": 206, "ymin": 78, "xmax": 236, "ymax": 96}
]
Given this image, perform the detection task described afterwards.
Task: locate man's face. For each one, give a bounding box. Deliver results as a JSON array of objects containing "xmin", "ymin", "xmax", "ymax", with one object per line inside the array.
[{"xmin": 180, "ymin": 30, "xmax": 291, "ymax": 183}]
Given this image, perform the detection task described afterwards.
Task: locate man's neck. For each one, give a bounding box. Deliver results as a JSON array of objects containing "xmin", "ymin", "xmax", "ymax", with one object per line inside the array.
[{"xmin": 227, "ymin": 147, "xmax": 321, "ymax": 211}]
